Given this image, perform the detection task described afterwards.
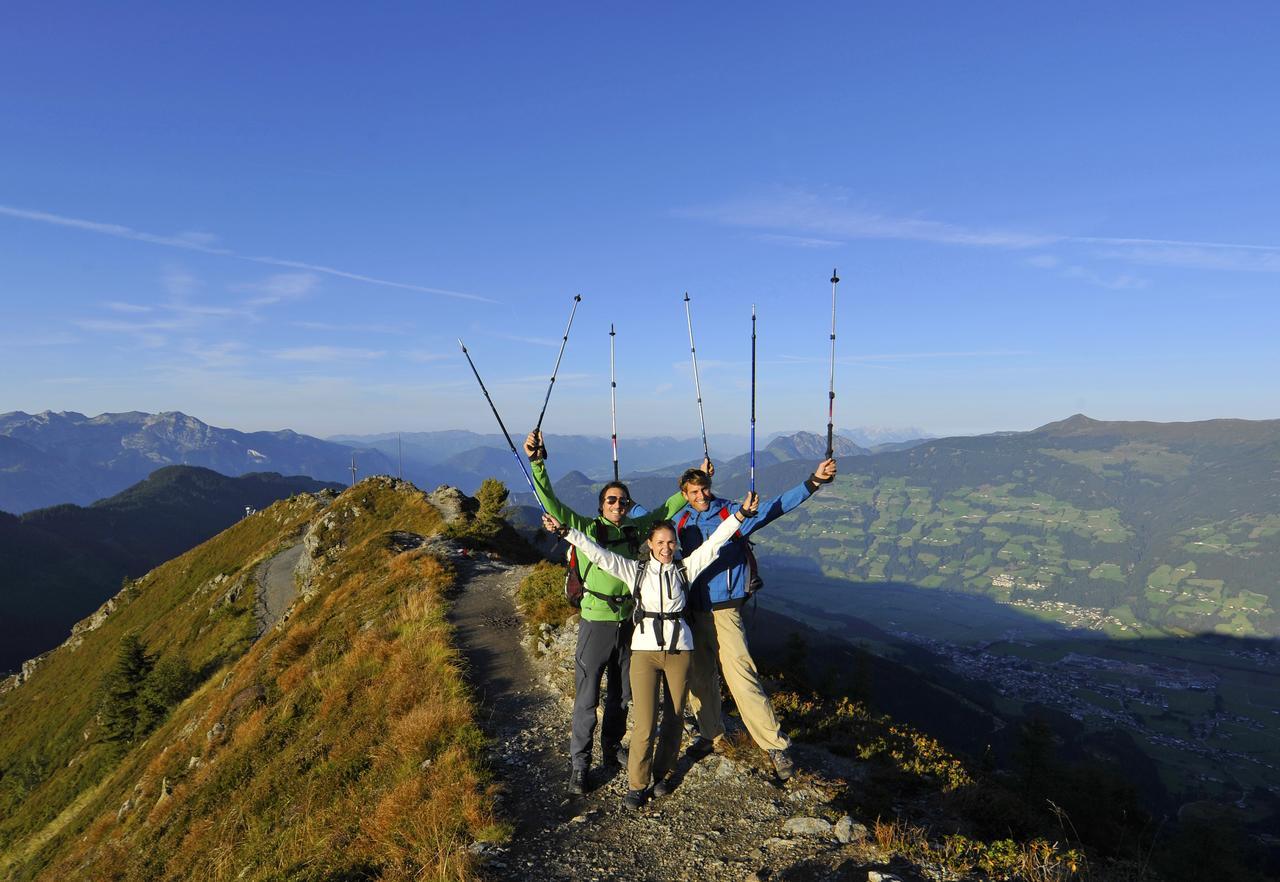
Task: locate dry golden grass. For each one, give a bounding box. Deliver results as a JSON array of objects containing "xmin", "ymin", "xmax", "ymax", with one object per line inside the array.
[
  {"xmin": 8, "ymin": 481, "xmax": 499, "ymax": 882},
  {"xmin": 516, "ymin": 560, "xmax": 574, "ymax": 636},
  {"xmin": 871, "ymin": 815, "xmax": 1084, "ymax": 881}
]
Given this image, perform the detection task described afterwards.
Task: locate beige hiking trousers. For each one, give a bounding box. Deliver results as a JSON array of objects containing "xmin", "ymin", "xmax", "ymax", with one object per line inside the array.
[
  {"xmin": 627, "ymin": 649, "xmax": 691, "ymax": 791},
  {"xmin": 685, "ymin": 606, "xmax": 790, "ymax": 752}
]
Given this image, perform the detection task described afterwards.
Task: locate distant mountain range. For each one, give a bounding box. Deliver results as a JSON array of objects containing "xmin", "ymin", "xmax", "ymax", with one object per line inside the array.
[
  {"xmin": 0, "ymin": 410, "xmax": 933, "ymax": 515},
  {"xmin": 0, "ymin": 410, "xmax": 391, "ymax": 514},
  {"xmin": 0, "ymin": 466, "xmax": 339, "ymax": 673},
  {"xmin": 540, "ymin": 414, "xmax": 1280, "ymax": 638},
  {"xmin": 335, "ymin": 427, "xmax": 935, "ymax": 484},
  {"xmin": 837, "ymin": 425, "xmax": 936, "ymax": 447}
]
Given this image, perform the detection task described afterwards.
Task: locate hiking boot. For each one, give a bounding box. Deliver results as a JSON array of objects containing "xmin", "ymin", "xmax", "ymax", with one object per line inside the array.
[
  {"xmin": 603, "ymin": 742, "xmax": 627, "ymax": 769},
  {"xmin": 622, "ymin": 788, "xmax": 647, "ymax": 810},
  {"xmin": 652, "ymin": 774, "xmax": 676, "ymax": 798},
  {"xmin": 567, "ymin": 767, "xmax": 587, "ymax": 796},
  {"xmin": 686, "ymin": 736, "xmax": 716, "ymax": 759},
  {"xmin": 768, "ymin": 748, "xmax": 795, "ymax": 781}
]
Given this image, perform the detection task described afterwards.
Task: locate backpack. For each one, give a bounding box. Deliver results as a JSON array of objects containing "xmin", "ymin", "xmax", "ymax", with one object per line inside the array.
[
  {"xmin": 562, "ymin": 521, "xmax": 641, "ymax": 612},
  {"xmin": 630, "ymin": 558, "xmax": 689, "ymax": 651},
  {"xmin": 676, "ymin": 506, "xmax": 764, "ymax": 594}
]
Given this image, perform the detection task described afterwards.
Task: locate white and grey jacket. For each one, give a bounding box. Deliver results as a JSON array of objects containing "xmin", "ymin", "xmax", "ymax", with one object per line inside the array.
[{"xmin": 564, "ymin": 512, "xmax": 742, "ymax": 652}]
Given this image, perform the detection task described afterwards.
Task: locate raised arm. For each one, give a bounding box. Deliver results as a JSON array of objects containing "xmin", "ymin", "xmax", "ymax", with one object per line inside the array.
[
  {"xmin": 542, "ymin": 513, "xmax": 640, "ymax": 584},
  {"xmin": 683, "ymin": 491, "xmax": 759, "ymax": 580},
  {"xmin": 738, "ymin": 458, "xmax": 838, "ymax": 537},
  {"xmin": 525, "ymin": 430, "xmax": 594, "ymax": 532}
]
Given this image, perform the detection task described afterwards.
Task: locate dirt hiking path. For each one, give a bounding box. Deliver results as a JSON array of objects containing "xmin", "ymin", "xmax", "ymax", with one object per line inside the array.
[
  {"xmin": 254, "ymin": 541, "xmax": 304, "ymax": 634},
  {"xmin": 448, "ymin": 552, "xmax": 916, "ymax": 882}
]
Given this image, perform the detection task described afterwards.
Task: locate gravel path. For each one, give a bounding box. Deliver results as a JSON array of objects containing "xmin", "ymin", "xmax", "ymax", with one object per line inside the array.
[
  {"xmin": 447, "ymin": 552, "xmax": 920, "ymax": 882},
  {"xmin": 254, "ymin": 541, "xmax": 304, "ymax": 634}
]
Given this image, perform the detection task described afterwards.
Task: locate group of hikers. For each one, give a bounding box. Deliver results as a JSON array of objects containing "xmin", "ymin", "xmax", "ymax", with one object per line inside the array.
[{"xmin": 525, "ymin": 428, "xmax": 838, "ymax": 810}]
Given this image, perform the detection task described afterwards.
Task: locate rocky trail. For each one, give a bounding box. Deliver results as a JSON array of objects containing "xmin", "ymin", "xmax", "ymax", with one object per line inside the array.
[
  {"xmin": 448, "ymin": 551, "xmax": 927, "ymax": 882},
  {"xmin": 253, "ymin": 540, "xmax": 304, "ymax": 633}
]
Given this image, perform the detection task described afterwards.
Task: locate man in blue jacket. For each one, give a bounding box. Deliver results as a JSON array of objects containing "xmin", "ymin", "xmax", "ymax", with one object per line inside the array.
[{"xmin": 673, "ymin": 456, "xmax": 837, "ymax": 779}]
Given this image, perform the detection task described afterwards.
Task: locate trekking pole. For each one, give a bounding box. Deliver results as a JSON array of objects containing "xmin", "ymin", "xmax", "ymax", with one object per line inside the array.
[
  {"xmin": 532, "ymin": 293, "xmax": 582, "ymax": 458},
  {"xmin": 750, "ymin": 304, "xmax": 757, "ymax": 495},
  {"xmin": 609, "ymin": 323, "xmax": 619, "ymax": 482},
  {"xmin": 682, "ymin": 292, "xmax": 711, "ymax": 463},
  {"xmin": 826, "ymin": 268, "xmax": 839, "ymax": 460},
  {"xmin": 458, "ymin": 339, "xmax": 547, "ymax": 514}
]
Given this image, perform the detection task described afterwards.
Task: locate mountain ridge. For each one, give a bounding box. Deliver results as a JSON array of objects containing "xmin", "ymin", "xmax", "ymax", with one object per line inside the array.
[
  {"xmin": 0, "ymin": 410, "xmax": 393, "ymax": 513},
  {"xmin": 0, "ymin": 466, "xmax": 340, "ymax": 674}
]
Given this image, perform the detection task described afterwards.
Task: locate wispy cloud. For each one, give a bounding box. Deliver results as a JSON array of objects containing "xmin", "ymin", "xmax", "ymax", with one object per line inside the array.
[
  {"xmin": 679, "ymin": 188, "xmax": 1056, "ymax": 248},
  {"xmin": 1, "ymin": 331, "xmax": 80, "ymax": 347},
  {"xmin": 240, "ymin": 255, "xmax": 492, "ymax": 301},
  {"xmin": 779, "ymin": 349, "xmax": 1034, "ymax": 363},
  {"xmin": 681, "ymin": 189, "xmax": 1280, "ymax": 273},
  {"xmin": 272, "ymin": 346, "xmax": 386, "ymax": 362},
  {"xmin": 753, "ymin": 232, "xmax": 842, "ymax": 249},
  {"xmin": 77, "ymin": 317, "xmax": 189, "ymax": 334},
  {"xmin": 1025, "ymin": 254, "xmax": 1149, "ymax": 290},
  {"xmin": 489, "ymin": 332, "xmax": 560, "ymax": 348},
  {"xmin": 106, "ymin": 301, "xmax": 154, "ymax": 313},
  {"xmin": 492, "ymin": 371, "xmax": 594, "ymax": 386},
  {"xmin": 183, "ymin": 340, "xmax": 248, "ymax": 368},
  {"xmin": 0, "ymin": 204, "xmax": 234, "ymax": 254},
  {"xmin": 234, "ymin": 272, "xmax": 320, "ymax": 305},
  {"xmin": 0, "ymin": 203, "xmax": 496, "ymax": 302},
  {"xmin": 1086, "ymin": 241, "xmax": 1280, "ymax": 273},
  {"xmin": 404, "ymin": 349, "xmax": 450, "ymax": 362},
  {"xmin": 293, "ymin": 320, "xmax": 410, "ymax": 335}
]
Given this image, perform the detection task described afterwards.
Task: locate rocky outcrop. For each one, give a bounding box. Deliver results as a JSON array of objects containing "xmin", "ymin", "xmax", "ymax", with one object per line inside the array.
[{"xmin": 427, "ymin": 485, "xmax": 478, "ymax": 525}]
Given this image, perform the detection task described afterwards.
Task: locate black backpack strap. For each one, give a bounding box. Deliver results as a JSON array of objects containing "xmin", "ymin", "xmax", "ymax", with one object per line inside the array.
[{"xmin": 631, "ymin": 561, "xmax": 648, "ymax": 632}]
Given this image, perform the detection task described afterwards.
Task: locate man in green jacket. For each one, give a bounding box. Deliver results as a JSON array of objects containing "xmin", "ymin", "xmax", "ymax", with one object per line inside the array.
[{"xmin": 525, "ymin": 429, "xmax": 688, "ymax": 795}]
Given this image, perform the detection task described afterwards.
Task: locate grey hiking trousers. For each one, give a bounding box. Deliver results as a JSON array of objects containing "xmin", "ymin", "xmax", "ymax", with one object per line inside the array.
[{"xmin": 570, "ymin": 618, "xmax": 633, "ymax": 771}]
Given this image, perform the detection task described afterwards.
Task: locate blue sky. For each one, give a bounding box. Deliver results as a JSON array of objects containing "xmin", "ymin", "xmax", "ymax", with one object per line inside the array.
[{"xmin": 2, "ymin": 3, "xmax": 1278, "ymax": 439}]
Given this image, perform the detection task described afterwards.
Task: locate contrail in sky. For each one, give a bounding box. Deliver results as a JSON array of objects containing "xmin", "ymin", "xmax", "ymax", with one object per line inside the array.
[{"xmin": 0, "ymin": 204, "xmax": 495, "ymax": 302}]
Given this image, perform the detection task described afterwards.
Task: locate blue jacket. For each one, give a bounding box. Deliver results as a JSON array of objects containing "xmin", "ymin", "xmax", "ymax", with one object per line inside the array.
[{"xmin": 673, "ymin": 480, "xmax": 815, "ymax": 610}]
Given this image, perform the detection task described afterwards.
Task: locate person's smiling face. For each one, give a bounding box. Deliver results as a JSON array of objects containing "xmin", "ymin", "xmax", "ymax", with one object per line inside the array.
[
  {"xmin": 681, "ymin": 479, "xmax": 713, "ymax": 513},
  {"xmin": 599, "ymin": 485, "xmax": 631, "ymax": 525},
  {"xmin": 648, "ymin": 525, "xmax": 677, "ymax": 564}
]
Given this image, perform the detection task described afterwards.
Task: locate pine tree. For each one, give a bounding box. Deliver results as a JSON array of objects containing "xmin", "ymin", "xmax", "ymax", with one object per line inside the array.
[
  {"xmin": 136, "ymin": 656, "xmax": 196, "ymax": 736},
  {"xmin": 100, "ymin": 633, "xmax": 153, "ymax": 742},
  {"xmin": 472, "ymin": 478, "xmax": 509, "ymax": 540}
]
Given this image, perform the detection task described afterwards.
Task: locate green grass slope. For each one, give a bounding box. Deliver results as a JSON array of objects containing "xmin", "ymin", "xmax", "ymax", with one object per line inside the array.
[
  {"xmin": 1, "ymin": 466, "xmax": 340, "ymax": 673},
  {"xmin": 0, "ymin": 478, "xmax": 499, "ymax": 882}
]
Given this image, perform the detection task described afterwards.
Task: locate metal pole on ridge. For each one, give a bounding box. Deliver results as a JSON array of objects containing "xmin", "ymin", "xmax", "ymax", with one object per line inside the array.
[
  {"xmin": 609, "ymin": 323, "xmax": 619, "ymax": 482},
  {"xmin": 458, "ymin": 339, "xmax": 547, "ymax": 514},
  {"xmin": 827, "ymin": 268, "xmax": 840, "ymax": 461},
  {"xmin": 750, "ymin": 304, "xmax": 757, "ymax": 495},
  {"xmin": 533, "ymin": 293, "xmax": 582, "ymax": 458},
  {"xmin": 683, "ymin": 292, "xmax": 711, "ymax": 464}
]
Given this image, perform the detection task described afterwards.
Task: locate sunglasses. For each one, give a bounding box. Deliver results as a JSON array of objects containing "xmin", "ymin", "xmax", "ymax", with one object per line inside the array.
[{"xmin": 603, "ymin": 495, "xmax": 631, "ymax": 505}]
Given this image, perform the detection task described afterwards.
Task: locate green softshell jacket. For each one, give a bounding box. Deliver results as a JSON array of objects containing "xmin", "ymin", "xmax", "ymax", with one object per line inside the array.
[{"xmin": 531, "ymin": 459, "xmax": 686, "ymax": 622}]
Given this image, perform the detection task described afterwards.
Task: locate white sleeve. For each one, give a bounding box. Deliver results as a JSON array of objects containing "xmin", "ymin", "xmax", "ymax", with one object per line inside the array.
[
  {"xmin": 564, "ymin": 528, "xmax": 640, "ymax": 584},
  {"xmin": 682, "ymin": 511, "xmax": 743, "ymax": 580}
]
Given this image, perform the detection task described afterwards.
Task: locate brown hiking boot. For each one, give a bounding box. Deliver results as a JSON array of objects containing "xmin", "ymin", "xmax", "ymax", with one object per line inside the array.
[{"xmin": 768, "ymin": 748, "xmax": 795, "ymax": 781}]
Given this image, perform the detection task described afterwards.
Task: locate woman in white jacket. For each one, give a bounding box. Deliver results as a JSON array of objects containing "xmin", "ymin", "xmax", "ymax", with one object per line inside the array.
[{"xmin": 542, "ymin": 490, "xmax": 758, "ymax": 809}]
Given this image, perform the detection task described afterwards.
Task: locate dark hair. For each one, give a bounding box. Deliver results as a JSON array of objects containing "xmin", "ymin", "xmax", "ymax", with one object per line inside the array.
[
  {"xmin": 597, "ymin": 481, "xmax": 631, "ymax": 514},
  {"xmin": 636, "ymin": 520, "xmax": 677, "ymax": 562},
  {"xmin": 679, "ymin": 468, "xmax": 711, "ymax": 490},
  {"xmin": 646, "ymin": 519, "xmax": 676, "ymax": 541}
]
